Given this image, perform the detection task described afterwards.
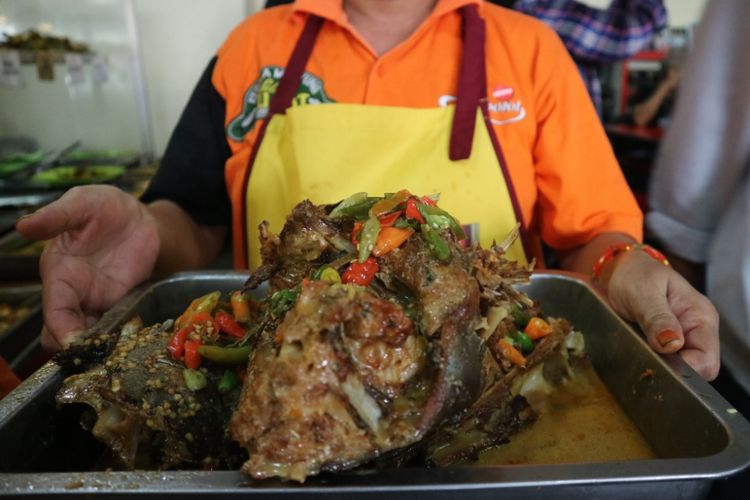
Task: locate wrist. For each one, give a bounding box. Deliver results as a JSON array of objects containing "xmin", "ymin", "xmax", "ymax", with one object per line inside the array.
[{"xmin": 592, "ymin": 243, "xmax": 670, "ymax": 288}]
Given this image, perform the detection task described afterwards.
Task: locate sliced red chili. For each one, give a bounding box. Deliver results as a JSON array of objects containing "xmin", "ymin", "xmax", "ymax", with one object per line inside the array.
[
  {"xmin": 378, "ymin": 210, "xmax": 402, "ymax": 228},
  {"xmin": 420, "ymin": 195, "xmax": 438, "ymax": 207},
  {"xmin": 351, "ymin": 221, "xmax": 363, "ymax": 245},
  {"xmin": 215, "ymin": 312, "xmax": 246, "ymax": 339},
  {"xmin": 405, "ymin": 197, "xmax": 426, "ymax": 223},
  {"xmin": 342, "ymin": 257, "xmax": 379, "ymax": 286},
  {"xmin": 184, "ymin": 339, "xmax": 203, "ymax": 369},
  {"xmin": 168, "ymin": 326, "xmax": 192, "ymax": 360}
]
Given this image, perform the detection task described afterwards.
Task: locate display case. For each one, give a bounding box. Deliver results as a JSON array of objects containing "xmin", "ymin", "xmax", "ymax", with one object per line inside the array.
[{"xmin": 0, "ymin": 0, "xmax": 152, "ymax": 163}]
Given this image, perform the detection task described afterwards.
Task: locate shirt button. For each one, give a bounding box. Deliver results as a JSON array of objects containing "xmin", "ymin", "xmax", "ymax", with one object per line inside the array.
[{"xmin": 376, "ymin": 65, "xmax": 385, "ymax": 77}]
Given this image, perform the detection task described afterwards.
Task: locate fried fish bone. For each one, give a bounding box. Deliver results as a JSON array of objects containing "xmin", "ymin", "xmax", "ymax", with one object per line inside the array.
[
  {"xmin": 230, "ymin": 199, "xmax": 485, "ymax": 482},
  {"xmin": 56, "ymin": 317, "xmax": 243, "ymax": 469},
  {"xmin": 231, "ymin": 278, "xmax": 482, "ymax": 482}
]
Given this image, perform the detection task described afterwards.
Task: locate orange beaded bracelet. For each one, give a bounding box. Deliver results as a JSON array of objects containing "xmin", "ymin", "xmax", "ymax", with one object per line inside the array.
[{"xmin": 591, "ymin": 243, "xmax": 670, "ymax": 281}]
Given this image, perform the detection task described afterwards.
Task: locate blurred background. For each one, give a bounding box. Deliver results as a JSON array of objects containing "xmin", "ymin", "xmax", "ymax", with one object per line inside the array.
[{"xmin": 0, "ymin": 0, "xmax": 708, "ymax": 391}]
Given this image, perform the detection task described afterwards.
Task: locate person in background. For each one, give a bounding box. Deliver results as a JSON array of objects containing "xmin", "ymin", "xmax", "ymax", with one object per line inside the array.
[
  {"xmin": 648, "ymin": 0, "xmax": 750, "ymax": 398},
  {"xmin": 16, "ymin": 0, "xmax": 718, "ymax": 383},
  {"xmin": 508, "ymin": 0, "xmax": 667, "ymax": 116},
  {"xmin": 265, "ymin": 0, "xmax": 669, "ymax": 117},
  {"xmin": 629, "ymin": 48, "xmax": 684, "ymax": 127}
]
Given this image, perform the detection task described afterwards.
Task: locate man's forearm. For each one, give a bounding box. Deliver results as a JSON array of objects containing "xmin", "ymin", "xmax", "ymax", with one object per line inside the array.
[{"xmin": 147, "ymin": 200, "xmax": 228, "ymax": 277}]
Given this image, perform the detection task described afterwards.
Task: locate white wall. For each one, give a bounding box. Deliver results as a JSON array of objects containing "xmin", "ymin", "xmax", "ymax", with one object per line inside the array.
[
  {"xmin": 133, "ymin": 0, "xmax": 248, "ymax": 156},
  {"xmin": 581, "ymin": 0, "xmax": 708, "ymax": 27},
  {"xmin": 0, "ymin": 0, "xmax": 252, "ymax": 158},
  {"xmin": 0, "ymin": 0, "xmax": 143, "ymax": 154}
]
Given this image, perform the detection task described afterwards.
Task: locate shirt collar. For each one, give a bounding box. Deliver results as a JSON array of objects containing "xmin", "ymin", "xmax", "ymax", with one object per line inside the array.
[{"xmin": 293, "ymin": 0, "xmax": 483, "ymax": 26}]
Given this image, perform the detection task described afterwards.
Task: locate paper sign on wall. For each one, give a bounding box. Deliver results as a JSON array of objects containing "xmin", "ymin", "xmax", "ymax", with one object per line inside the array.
[
  {"xmin": 65, "ymin": 53, "xmax": 85, "ymax": 85},
  {"xmin": 91, "ymin": 54, "xmax": 108, "ymax": 84},
  {"xmin": 36, "ymin": 51, "xmax": 55, "ymax": 81},
  {"xmin": 0, "ymin": 50, "xmax": 24, "ymax": 87}
]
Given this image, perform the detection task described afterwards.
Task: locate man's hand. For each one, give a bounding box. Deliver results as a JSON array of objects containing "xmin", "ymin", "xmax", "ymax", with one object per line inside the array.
[
  {"xmin": 16, "ymin": 186, "xmax": 160, "ymax": 350},
  {"xmin": 606, "ymin": 250, "xmax": 720, "ymax": 380}
]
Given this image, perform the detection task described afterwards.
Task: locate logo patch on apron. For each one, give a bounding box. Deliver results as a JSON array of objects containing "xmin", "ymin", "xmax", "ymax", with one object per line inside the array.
[{"xmin": 227, "ymin": 65, "xmax": 335, "ymax": 141}]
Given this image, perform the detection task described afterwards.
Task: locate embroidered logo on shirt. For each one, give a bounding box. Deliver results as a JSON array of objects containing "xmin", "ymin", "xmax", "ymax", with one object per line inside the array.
[
  {"xmin": 438, "ymin": 84, "xmax": 526, "ymax": 125},
  {"xmin": 227, "ymin": 65, "xmax": 335, "ymax": 141}
]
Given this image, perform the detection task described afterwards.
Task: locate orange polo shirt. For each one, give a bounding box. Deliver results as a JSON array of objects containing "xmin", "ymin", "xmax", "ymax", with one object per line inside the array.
[{"xmin": 212, "ymin": 0, "xmax": 642, "ymax": 262}]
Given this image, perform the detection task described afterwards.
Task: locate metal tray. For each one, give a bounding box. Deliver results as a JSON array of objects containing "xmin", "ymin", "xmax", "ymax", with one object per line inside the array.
[
  {"xmin": 0, "ymin": 285, "xmax": 42, "ymax": 371},
  {"xmin": 1, "ymin": 271, "xmax": 749, "ymax": 498}
]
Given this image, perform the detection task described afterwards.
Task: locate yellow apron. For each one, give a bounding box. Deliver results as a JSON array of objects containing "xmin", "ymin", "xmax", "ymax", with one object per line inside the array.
[{"xmin": 239, "ymin": 6, "xmax": 530, "ymax": 269}]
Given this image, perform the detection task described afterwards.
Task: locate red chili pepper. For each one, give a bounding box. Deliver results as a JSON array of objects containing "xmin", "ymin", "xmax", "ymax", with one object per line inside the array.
[
  {"xmin": 181, "ymin": 311, "xmax": 219, "ymax": 340},
  {"xmin": 214, "ymin": 312, "xmax": 246, "ymax": 338},
  {"xmin": 378, "ymin": 210, "xmax": 402, "ymax": 228},
  {"xmin": 351, "ymin": 221, "xmax": 363, "ymax": 245},
  {"xmin": 184, "ymin": 339, "xmax": 203, "ymax": 369},
  {"xmin": 168, "ymin": 326, "xmax": 192, "ymax": 360},
  {"xmin": 342, "ymin": 257, "xmax": 379, "ymax": 286},
  {"xmin": 405, "ymin": 197, "xmax": 426, "ymax": 223},
  {"xmin": 421, "ymin": 195, "xmax": 438, "ymax": 207},
  {"xmin": 236, "ymin": 366, "xmax": 247, "ymax": 383}
]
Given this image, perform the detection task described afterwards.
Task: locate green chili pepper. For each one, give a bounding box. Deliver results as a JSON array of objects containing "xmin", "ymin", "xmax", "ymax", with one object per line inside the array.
[
  {"xmin": 319, "ymin": 267, "xmax": 341, "ymax": 284},
  {"xmin": 198, "ymin": 344, "xmax": 254, "ymax": 364},
  {"xmin": 330, "ymin": 197, "xmax": 380, "ymax": 220},
  {"xmin": 183, "ymin": 368, "xmax": 207, "ymax": 391},
  {"xmin": 329, "ymin": 192, "xmax": 368, "ymax": 218},
  {"xmin": 418, "ymin": 204, "xmax": 466, "ymax": 240},
  {"xmin": 358, "ymin": 216, "xmax": 381, "ymax": 263},
  {"xmin": 218, "ymin": 369, "xmax": 238, "ymax": 393},
  {"xmin": 420, "ymin": 224, "xmax": 450, "ymax": 261},
  {"xmin": 512, "ymin": 330, "xmax": 535, "ymax": 355},
  {"xmin": 269, "ymin": 286, "xmax": 300, "ymax": 318},
  {"xmin": 312, "ymin": 265, "xmax": 341, "ymax": 284},
  {"xmin": 511, "ymin": 303, "xmax": 531, "ymax": 329},
  {"xmin": 393, "ymin": 217, "xmax": 414, "ymax": 229}
]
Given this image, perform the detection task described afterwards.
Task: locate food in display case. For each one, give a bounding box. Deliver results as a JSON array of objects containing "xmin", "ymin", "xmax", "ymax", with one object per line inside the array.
[
  {"xmin": 0, "ymin": 29, "xmax": 89, "ymax": 53},
  {"xmin": 53, "ymin": 191, "xmax": 591, "ymax": 482},
  {"xmin": 0, "ymin": 303, "xmax": 32, "ymax": 336},
  {"xmin": 0, "ymin": 150, "xmax": 43, "ymax": 179},
  {"xmin": 30, "ymin": 165, "xmax": 125, "ymax": 188}
]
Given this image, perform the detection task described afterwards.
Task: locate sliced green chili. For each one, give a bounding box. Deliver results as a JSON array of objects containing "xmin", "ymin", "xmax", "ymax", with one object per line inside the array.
[
  {"xmin": 358, "ymin": 216, "xmax": 381, "ymax": 263},
  {"xmin": 218, "ymin": 369, "xmax": 238, "ymax": 393},
  {"xmin": 420, "ymin": 224, "xmax": 450, "ymax": 261},
  {"xmin": 183, "ymin": 368, "xmax": 207, "ymax": 391},
  {"xmin": 418, "ymin": 204, "xmax": 466, "ymax": 240},
  {"xmin": 329, "ymin": 192, "xmax": 368, "ymax": 218},
  {"xmin": 269, "ymin": 286, "xmax": 300, "ymax": 318},
  {"xmin": 512, "ymin": 330, "xmax": 535, "ymax": 355},
  {"xmin": 511, "ymin": 303, "xmax": 531, "ymax": 329},
  {"xmin": 198, "ymin": 344, "xmax": 254, "ymax": 364}
]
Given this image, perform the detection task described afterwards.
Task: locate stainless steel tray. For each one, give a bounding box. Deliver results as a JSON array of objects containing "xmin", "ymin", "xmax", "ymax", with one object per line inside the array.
[
  {"xmin": 0, "ymin": 285, "xmax": 42, "ymax": 371},
  {"xmin": 1, "ymin": 271, "xmax": 749, "ymax": 498}
]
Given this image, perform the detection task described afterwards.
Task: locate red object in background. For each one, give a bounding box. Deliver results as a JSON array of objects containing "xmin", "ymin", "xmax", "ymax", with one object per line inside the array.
[
  {"xmin": 618, "ymin": 50, "xmax": 668, "ymax": 116},
  {"xmin": 0, "ymin": 356, "xmax": 21, "ymax": 400}
]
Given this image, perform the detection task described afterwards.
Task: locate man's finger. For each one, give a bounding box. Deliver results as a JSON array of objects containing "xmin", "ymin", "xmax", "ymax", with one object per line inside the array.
[
  {"xmin": 15, "ymin": 187, "xmax": 89, "ymax": 241},
  {"xmin": 630, "ymin": 290, "xmax": 685, "ymax": 355}
]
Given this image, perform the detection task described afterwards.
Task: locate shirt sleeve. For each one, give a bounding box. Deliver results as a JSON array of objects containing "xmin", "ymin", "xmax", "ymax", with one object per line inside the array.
[
  {"xmin": 514, "ymin": 0, "xmax": 667, "ymax": 63},
  {"xmin": 140, "ymin": 57, "xmax": 232, "ymax": 228},
  {"xmin": 647, "ymin": 0, "xmax": 750, "ymax": 263},
  {"xmin": 530, "ymin": 24, "xmax": 643, "ymax": 250}
]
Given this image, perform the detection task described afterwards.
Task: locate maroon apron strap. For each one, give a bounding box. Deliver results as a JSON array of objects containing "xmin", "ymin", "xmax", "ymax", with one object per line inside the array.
[
  {"xmin": 453, "ymin": 5, "xmax": 533, "ymax": 259},
  {"xmin": 449, "ymin": 5, "xmax": 485, "ymax": 161},
  {"xmin": 239, "ymin": 14, "xmax": 323, "ymax": 267},
  {"xmin": 268, "ymin": 15, "xmax": 324, "ymax": 116}
]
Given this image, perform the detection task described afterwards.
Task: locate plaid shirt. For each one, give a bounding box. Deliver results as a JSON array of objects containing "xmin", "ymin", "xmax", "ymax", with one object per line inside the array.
[{"xmin": 514, "ymin": 0, "xmax": 668, "ymax": 115}]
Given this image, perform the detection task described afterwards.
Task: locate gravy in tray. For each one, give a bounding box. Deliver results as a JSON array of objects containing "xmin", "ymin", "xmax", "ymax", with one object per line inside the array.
[{"xmin": 476, "ymin": 361, "xmax": 655, "ymax": 465}]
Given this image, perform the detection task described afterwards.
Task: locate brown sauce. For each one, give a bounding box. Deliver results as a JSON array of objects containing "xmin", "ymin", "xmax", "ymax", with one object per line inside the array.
[{"xmin": 475, "ymin": 361, "xmax": 655, "ymax": 465}]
